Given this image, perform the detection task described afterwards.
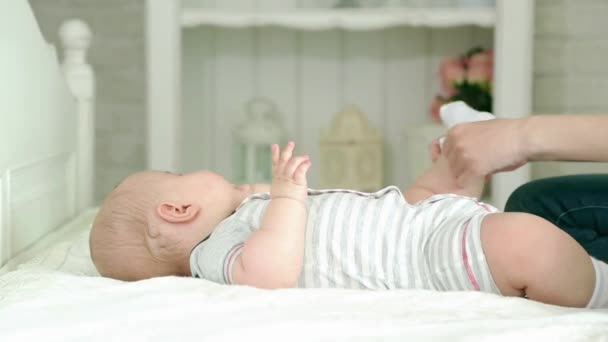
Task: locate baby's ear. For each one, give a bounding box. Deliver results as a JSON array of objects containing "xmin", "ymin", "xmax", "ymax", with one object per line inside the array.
[{"xmin": 157, "ymin": 202, "xmax": 201, "ymax": 223}]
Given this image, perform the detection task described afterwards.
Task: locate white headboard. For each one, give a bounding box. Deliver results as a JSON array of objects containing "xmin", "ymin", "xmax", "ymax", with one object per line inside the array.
[{"xmin": 0, "ymin": 1, "xmax": 95, "ymax": 266}]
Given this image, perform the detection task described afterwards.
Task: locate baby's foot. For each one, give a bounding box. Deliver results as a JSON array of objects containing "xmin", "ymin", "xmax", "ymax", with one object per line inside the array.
[{"xmin": 438, "ymin": 101, "xmax": 495, "ymax": 148}]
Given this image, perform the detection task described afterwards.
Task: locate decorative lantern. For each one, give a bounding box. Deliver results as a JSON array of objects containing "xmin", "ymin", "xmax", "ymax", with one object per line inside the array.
[
  {"xmin": 320, "ymin": 105, "xmax": 384, "ymax": 192},
  {"xmin": 234, "ymin": 98, "xmax": 285, "ymax": 184}
]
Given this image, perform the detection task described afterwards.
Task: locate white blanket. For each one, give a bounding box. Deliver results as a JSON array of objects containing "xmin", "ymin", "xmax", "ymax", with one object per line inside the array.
[{"xmin": 0, "ymin": 210, "xmax": 607, "ymax": 341}]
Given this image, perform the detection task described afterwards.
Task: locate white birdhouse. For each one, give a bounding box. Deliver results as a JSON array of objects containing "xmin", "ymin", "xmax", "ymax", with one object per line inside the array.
[
  {"xmin": 320, "ymin": 105, "xmax": 384, "ymax": 192},
  {"xmin": 234, "ymin": 98, "xmax": 284, "ymax": 184}
]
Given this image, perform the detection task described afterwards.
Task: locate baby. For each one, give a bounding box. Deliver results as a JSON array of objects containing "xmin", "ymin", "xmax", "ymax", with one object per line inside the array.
[{"xmin": 90, "ymin": 102, "xmax": 608, "ymax": 309}]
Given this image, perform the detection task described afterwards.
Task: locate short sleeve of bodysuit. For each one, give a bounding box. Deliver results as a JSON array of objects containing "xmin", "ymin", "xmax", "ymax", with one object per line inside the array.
[{"xmin": 190, "ymin": 218, "xmax": 253, "ymax": 284}]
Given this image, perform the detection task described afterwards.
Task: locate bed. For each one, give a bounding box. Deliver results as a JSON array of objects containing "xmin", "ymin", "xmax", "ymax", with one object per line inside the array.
[{"xmin": 0, "ymin": 1, "xmax": 607, "ymax": 340}]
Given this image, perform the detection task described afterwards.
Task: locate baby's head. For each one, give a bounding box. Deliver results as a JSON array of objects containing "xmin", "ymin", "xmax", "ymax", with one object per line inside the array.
[{"xmin": 90, "ymin": 170, "xmax": 245, "ymax": 281}]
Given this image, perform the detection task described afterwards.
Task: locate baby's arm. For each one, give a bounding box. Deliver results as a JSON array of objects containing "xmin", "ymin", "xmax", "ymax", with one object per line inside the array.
[
  {"xmin": 232, "ymin": 142, "xmax": 311, "ymax": 288},
  {"xmin": 251, "ymin": 184, "xmax": 271, "ymax": 193},
  {"xmin": 236, "ymin": 183, "xmax": 271, "ymax": 194}
]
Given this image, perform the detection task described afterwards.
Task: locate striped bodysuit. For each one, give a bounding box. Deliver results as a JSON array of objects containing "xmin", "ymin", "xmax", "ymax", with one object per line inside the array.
[{"xmin": 190, "ymin": 186, "xmax": 501, "ymax": 294}]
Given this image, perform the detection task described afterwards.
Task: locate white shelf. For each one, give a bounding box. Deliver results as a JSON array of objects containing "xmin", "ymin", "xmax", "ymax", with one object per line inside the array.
[{"xmin": 181, "ymin": 7, "xmax": 496, "ymax": 30}]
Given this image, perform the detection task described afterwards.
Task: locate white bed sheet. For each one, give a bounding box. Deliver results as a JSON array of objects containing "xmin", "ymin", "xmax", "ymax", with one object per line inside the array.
[{"xmin": 0, "ymin": 210, "xmax": 607, "ymax": 341}]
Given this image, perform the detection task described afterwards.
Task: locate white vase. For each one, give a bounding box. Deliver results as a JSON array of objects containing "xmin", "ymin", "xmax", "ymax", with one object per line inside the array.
[{"xmin": 456, "ymin": 0, "xmax": 495, "ymax": 7}]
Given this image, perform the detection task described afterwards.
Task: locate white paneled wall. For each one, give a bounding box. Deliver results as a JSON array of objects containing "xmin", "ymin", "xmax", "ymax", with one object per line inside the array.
[
  {"xmin": 29, "ymin": 0, "xmax": 608, "ymax": 201},
  {"xmin": 181, "ymin": 1, "xmax": 493, "ymax": 189}
]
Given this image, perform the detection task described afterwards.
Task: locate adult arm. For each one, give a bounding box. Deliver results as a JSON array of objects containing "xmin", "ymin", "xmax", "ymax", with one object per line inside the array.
[
  {"xmin": 524, "ymin": 114, "xmax": 608, "ymax": 162},
  {"xmin": 440, "ymin": 114, "xmax": 608, "ymax": 187}
]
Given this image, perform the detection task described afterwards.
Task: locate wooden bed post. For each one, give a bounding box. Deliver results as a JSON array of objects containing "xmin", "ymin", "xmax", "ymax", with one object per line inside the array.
[{"xmin": 59, "ymin": 20, "xmax": 95, "ymax": 210}]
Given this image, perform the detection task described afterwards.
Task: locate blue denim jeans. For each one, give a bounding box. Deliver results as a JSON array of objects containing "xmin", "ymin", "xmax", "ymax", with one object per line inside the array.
[{"xmin": 505, "ymin": 175, "xmax": 608, "ymax": 262}]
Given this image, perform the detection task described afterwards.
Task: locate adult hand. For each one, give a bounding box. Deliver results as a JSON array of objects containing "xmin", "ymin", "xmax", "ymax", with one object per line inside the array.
[{"xmin": 441, "ymin": 118, "xmax": 529, "ymax": 187}]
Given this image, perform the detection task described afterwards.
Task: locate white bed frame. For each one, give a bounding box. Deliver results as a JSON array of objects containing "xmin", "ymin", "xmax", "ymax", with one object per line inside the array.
[{"xmin": 0, "ymin": 1, "xmax": 95, "ymax": 266}]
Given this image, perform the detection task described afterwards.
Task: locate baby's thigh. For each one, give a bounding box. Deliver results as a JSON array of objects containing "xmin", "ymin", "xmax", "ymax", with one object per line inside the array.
[
  {"xmin": 479, "ymin": 213, "xmax": 535, "ymax": 297},
  {"xmin": 480, "ymin": 212, "xmax": 589, "ymax": 297}
]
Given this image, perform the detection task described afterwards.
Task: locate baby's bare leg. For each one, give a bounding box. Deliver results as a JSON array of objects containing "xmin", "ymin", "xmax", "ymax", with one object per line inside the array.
[
  {"xmin": 481, "ymin": 212, "xmax": 595, "ymax": 307},
  {"xmin": 403, "ymin": 155, "xmax": 485, "ymax": 204},
  {"xmin": 403, "ymin": 101, "xmax": 495, "ymax": 204}
]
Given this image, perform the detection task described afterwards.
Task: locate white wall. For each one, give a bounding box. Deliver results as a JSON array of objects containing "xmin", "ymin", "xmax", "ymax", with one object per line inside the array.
[
  {"xmin": 28, "ymin": 0, "xmax": 608, "ymax": 200},
  {"xmin": 181, "ymin": 1, "xmax": 493, "ymax": 188},
  {"xmin": 531, "ymin": 0, "xmax": 608, "ymax": 179},
  {"xmin": 29, "ymin": 0, "xmax": 147, "ymax": 202}
]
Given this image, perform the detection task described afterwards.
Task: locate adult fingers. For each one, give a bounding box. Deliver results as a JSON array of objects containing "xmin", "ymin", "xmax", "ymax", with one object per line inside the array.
[
  {"xmin": 496, "ymin": 160, "xmax": 527, "ymax": 173},
  {"xmin": 429, "ymin": 138, "xmax": 442, "ymax": 162},
  {"xmin": 441, "ymin": 136, "xmax": 468, "ymax": 182}
]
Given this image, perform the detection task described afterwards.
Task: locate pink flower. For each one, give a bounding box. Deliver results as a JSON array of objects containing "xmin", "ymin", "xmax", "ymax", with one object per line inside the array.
[
  {"xmin": 466, "ymin": 49, "xmax": 493, "ymax": 83},
  {"xmin": 430, "ymin": 96, "xmax": 445, "ymax": 123},
  {"xmin": 439, "ymin": 57, "xmax": 466, "ymax": 96},
  {"xmin": 430, "ymin": 48, "xmax": 494, "ymax": 122},
  {"xmin": 469, "ymin": 49, "xmax": 493, "ymax": 68},
  {"xmin": 467, "ymin": 63, "xmax": 493, "ymax": 83}
]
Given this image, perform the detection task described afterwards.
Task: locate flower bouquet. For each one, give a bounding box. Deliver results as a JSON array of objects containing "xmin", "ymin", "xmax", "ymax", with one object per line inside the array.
[{"xmin": 430, "ymin": 47, "xmax": 494, "ymax": 123}]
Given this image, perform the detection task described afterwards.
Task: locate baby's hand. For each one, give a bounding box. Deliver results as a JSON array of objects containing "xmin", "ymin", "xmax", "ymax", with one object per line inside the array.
[{"xmin": 270, "ymin": 141, "xmax": 311, "ymax": 203}]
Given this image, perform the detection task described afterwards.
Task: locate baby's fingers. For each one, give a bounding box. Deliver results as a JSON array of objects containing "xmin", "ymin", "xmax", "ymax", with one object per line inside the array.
[
  {"xmin": 280, "ymin": 141, "xmax": 295, "ymax": 163},
  {"xmin": 285, "ymin": 155, "xmax": 309, "ymax": 176},
  {"xmin": 271, "ymin": 144, "xmax": 280, "ymax": 168},
  {"xmin": 294, "ymin": 159, "xmax": 311, "ymax": 185}
]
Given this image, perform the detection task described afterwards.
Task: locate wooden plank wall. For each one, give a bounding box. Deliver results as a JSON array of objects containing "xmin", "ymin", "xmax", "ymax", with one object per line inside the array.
[{"xmin": 181, "ymin": 0, "xmax": 493, "ymax": 189}]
